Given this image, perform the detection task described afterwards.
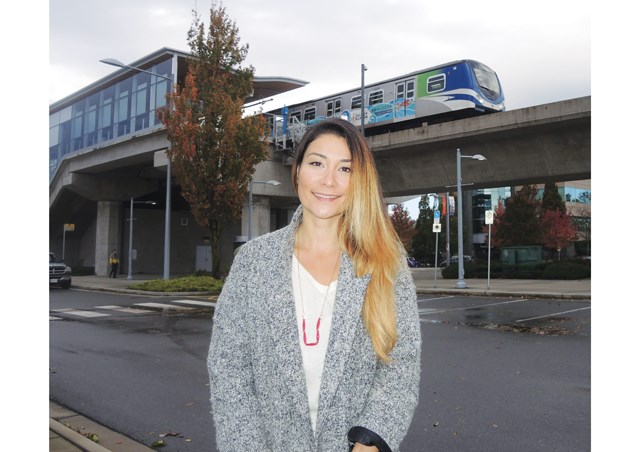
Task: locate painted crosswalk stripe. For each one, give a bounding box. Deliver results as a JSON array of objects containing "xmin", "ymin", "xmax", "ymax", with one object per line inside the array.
[
  {"xmin": 95, "ymin": 305, "xmax": 150, "ymax": 314},
  {"xmin": 50, "ymin": 316, "xmax": 62, "ymax": 321},
  {"xmin": 51, "ymin": 309, "xmax": 110, "ymax": 318},
  {"xmin": 134, "ymin": 302, "xmax": 195, "ymax": 310},
  {"xmin": 170, "ymin": 299, "xmax": 216, "ymax": 308}
]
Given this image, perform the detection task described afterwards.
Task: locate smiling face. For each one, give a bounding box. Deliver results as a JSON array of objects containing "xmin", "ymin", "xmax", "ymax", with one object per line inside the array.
[{"xmin": 296, "ymin": 133, "xmax": 352, "ymax": 225}]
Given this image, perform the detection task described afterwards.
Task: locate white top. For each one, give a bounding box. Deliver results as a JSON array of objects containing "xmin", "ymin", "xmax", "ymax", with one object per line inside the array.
[{"xmin": 292, "ymin": 254, "xmax": 337, "ymax": 432}]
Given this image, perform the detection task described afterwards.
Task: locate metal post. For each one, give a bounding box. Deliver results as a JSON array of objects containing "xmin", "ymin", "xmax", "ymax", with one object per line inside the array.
[
  {"xmin": 163, "ymin": 158, "xmax": 171, "ymax": 280},
  {"xmin": 62, "ymin": 229, "xmax": 66, "ymax": 261},
  {"xmin": 455, "ymin": 149, "xmax": 467, "ymax": 289},
  {"xmin": 360, "ymin": 64, "xmax": 366, "ymax": 135},
  {"xmin": 128, "ymin": 197, "xmax": 134, "ymax": 280},
  {"xmin": 434, "ymin": 231, "xmax": 439, "ymax": 288},
  {"xmin": 248, "ymin": 182, "xmax": 254, "ymax": 241},
  {"xmin": 446, "ymin": 191, "xmax": 451, "ymax": 264},
  {"xmin": 487, "ymin": 223, "xmax": 492, "ymax": 290}
]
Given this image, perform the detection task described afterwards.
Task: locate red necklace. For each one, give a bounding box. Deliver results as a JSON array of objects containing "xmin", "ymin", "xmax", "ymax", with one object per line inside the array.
[{"xmin": 296, "ymin": 233, "xmax": 341, "ymax": 347}]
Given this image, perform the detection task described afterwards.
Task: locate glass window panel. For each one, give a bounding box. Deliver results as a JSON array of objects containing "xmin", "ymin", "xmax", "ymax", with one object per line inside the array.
[
  {"xmin": 351, "ymin": 95, "xmax": 361, "ymax": 109},
  {"xmin": 154, "ymin": 80, "xmax": 168, "ymax": 109},
  {"xmin": 326, "ymin": 100, "xmax": 333, "ymax": 117},
  {"xmin": 59, "ymin": 106, "xmax": 72, "ymax": 123},
  {"xmin": 427, "ymin": 74, "xmax": 446, "ymax": 93},
  {"xmin": 49, "ymin": 111, "xmax": 60, "ymax": 128},
  {"xmin": 153, "ymin": 59, "xmax": 172, "ymax": 81},
  {"xmin": 368, "ymin": 90, "xmax": 383, "ymax": 105},
  {"xmin": 49, "ymin": 125, "xmax": 59, "ymax": 146},
  {"xmin": 303, "ymin": 108, "xmax": 315, "ymax": 121},
  {"xmin": 135, "ymin": 88, "xmax": 147, "ymax": 116}
]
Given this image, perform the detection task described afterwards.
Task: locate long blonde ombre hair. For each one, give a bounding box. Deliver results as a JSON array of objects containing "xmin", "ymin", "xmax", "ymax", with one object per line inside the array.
[{"xmin": 292, "ymin": 118, "xmax": 403, "ymax": 362}]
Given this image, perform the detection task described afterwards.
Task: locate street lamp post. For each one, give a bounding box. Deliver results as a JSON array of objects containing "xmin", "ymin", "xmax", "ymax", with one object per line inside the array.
[
  {"xmin": 248, "ymin": 180, "xmax": 281, "ymax": 241},
  {"xmin": 455, "ymin": 148, "xmax": 487, "ymax": 289},
  {"xmin": 127, "ymin": 198, "xmax": 157, "ymax": 280},
  {"xmin": 100, "ymin": 57, "xmax": 175, "ymax": 280},
  {"xmin": 360, "ymin": 64, "xmax": 367, "ymax": 135}
]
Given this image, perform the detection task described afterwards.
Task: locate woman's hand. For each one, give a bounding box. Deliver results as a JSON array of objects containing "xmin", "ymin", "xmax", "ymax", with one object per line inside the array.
[{"xmin": 352, "ymin": 443, "xmax": 379, "ymax": 452}]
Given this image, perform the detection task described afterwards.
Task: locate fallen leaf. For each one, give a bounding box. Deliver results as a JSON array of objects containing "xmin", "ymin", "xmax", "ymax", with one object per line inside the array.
[
  {"xmin": 151, "ymin": 439, "xmax": 167, "ymax": 448},
  {"xmin": 159, "ymin": 431, "xmax": 183, "ymax": 438}
]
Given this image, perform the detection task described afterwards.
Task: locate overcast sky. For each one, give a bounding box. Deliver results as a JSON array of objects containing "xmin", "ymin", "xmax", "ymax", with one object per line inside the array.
[
  {"xmin": 49, "ymin": 0, "xmax": 591, "ymax": 110},
  {"xmin": 48, "ymin": 0, "xmax": 591, "ymax": 218}
]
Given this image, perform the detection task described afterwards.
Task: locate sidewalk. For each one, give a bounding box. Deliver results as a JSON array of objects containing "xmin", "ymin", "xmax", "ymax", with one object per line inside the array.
[
  {"xmin": 70, "ymin": 269, "xmax": 591, "ymax": 300},
  {"xmin": 51, "ymin": 270, "xmax": 590, "ymax": 450},
  {"xmin": 50, "ymin": 401, "xmax": 152, "ymax": 451}
]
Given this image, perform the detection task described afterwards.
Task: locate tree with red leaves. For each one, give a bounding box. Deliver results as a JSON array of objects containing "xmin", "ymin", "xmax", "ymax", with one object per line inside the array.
[
  {"xmin": 390, "ymin": 203, "xmax": 416, "ymax": 253},
  {"xmin": 159, "ymin": 3, "xmax": 268, "ymax": 277},
  {"xmin": 540, "ymin": 209, "xmax": 576, "ymax": 260}
]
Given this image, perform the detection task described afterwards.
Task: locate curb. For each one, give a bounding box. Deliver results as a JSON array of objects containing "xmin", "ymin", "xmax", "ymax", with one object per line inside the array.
[
  {"xmin": 72, "ymin": 285, "xmax": 218, "ymax": 297},
  {"xmin": 50, "ymin": 417, "xmax": 111, "ymax": 452},
  {"xmin": 415, "ymin": 289, "xmax": 590, "ymax": 300}
]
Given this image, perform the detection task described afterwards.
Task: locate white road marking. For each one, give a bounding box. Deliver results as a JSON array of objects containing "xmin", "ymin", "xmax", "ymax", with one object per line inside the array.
[
  {"xmin": 419, "ymin": 298, "xmax": 527, "ymax": 315},
  {"xmin": 417, "ymin": 296, "xmax": 456, "ymax": 303},
  {"xmin": 170, "ymin": 299, "xmax": 216, "ymax": 308},
  {"xmin": 50, "ymin": 309, "xmax": 110, "ymax": 318},
  {"xmin": 134, "ymin": 302, "xmax": 195, "ymax": 310},
  {"xmin": 515, "ymin": 307, "xmax": 591, "ymax": 323},
  {"xmin": 50, "ymin": 316, "xmax": 62, "ymax": 321},
  {"xmin": 95, "ymin": 305, "xmax": 151, "ymax": 314}
]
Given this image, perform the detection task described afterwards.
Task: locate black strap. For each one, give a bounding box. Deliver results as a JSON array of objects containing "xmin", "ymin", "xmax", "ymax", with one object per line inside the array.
[{"xmin": 348, "ymin": 426, "xmax": 392, "ymax": 452}]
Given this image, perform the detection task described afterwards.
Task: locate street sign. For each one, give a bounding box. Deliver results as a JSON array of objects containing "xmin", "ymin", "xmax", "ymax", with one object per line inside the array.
[
  {"xmin": 434, "ymin": 210, "xmax": 441, "ymax": 224},
  {"xmin": 64, "ymin": 223, "xmax": 75, "ymax": 231},
  {"xmin": 433, "ymin": 223, "xmax": 441, "ymax": 233},
  {"xmin": 485, "ymin": 210, "xmax": 494, "ymax": 225}
]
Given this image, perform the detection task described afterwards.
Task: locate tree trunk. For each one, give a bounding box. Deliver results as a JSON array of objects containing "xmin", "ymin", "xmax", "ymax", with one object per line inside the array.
[{"xmin": 209, "ymin": 221, "xmax": 221, "ymax": 278}]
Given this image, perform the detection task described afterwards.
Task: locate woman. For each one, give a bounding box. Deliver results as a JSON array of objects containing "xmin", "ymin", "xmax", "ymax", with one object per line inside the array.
[{"xmin": 207, "ymin": 118, "xmax": 421, "ymax": 451}]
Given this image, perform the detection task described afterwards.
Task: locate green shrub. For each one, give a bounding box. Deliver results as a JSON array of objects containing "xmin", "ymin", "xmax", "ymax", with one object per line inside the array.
[
  {"xmin": 541, "ymin": 262, "xmax": 590, "ymax": 280},
  {"xmin": 501, "ymin": 263, "xmax": 545, "ymax": 279},
  {"xmin": 128, "ymin": 275, "xmax": 224, "ymax": 292}
]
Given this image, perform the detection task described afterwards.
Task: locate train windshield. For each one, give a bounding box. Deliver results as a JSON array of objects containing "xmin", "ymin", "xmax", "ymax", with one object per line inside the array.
[{"xmin": 470, "ymin": 61, "xmax": 501, "ymax": 101}]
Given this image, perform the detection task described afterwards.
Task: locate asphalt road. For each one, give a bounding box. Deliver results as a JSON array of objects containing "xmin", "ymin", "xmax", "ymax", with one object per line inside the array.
[{"xmin": 49, "ymin": 289, "xmax": 590, "ymax": 451}]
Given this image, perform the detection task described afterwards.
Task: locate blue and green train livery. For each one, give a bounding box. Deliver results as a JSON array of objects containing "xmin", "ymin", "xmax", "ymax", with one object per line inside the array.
[{"xmin": 267, "ymin": 59, "xmax": 504, "ymax": 137}]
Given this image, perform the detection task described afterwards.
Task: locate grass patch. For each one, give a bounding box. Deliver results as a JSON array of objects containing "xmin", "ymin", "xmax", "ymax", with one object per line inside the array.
[{"xmin": 128, "ymin": 275, "xmax": 224, "ymax": 293}]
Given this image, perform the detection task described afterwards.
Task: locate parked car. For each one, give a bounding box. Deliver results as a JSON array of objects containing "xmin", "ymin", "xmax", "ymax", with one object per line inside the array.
[
  {"xmin": 439, "ymin": 255, "xmax": 473, "ymax": 267},
  {"xmin": 50, "ymin": 252, "xmax": 72, "ymax": 289}
]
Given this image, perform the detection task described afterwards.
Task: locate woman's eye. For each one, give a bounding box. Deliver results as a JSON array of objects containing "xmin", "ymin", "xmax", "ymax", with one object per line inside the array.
[{"xmin": 340, "ymin": 166, "xmax": 351, "ymax": 173}]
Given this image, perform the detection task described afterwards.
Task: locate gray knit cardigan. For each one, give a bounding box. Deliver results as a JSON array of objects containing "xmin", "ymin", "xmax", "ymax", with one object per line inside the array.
[{"xmin": 207, "ymin": 207, "xmax": 422, "ymax": 451}]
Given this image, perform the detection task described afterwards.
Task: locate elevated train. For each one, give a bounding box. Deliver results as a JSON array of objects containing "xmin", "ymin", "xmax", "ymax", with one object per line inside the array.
[{"xmin": 266, "ymin": 59, "xmax": 505, "ymax": 147}]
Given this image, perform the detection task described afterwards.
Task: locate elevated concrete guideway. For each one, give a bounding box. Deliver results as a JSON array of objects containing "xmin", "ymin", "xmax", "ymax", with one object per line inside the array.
[
  {"xmin": 50, "ymin": 96, "xmax": 590, "ymax": 209},
  {"xmin": 49, "ymin": 96, "xmax": 590, "ymax": 275},
  {"xmin": 370, "ymin": 96, "xmax": 590, "ymax": 197}
]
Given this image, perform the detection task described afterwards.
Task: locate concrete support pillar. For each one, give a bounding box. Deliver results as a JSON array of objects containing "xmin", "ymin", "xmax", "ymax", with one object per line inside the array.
[
  {"xmin": 95, "ymin": 200, "xmax": 122, "ymax": 276},
  {"xmin": 242, "ymin": 196, "xmax": 273, "ymax": 241}
]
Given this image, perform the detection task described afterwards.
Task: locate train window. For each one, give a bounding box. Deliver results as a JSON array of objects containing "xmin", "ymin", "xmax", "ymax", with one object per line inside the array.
[
  {"xmin": 289, "ymin": 111, "xmax": 301, "ymax": 123},
  {"xmin": 325, "ymin": 98, "xmax": 342, "ymax": 117},
  {"xmin": 303, "ymin": 107, "xmax": 316, "ymax": 121},
  {"xmin": 407, "ymin": 81, "xmax": 415, "ymax": 98},
  {"xmin": 427, "ymin": 74, "xmax": 446, "ymax": 93},
  {"xmin": 395, "ymin": 83, "xmax": 404, "ymax": 99},
  {"xmin": 351, "ymin": 95, "xmax": 361, "ymax": 109},
  {"xmin": 368, "ymin": 90, "xmax": 384, "ymax": 105}
]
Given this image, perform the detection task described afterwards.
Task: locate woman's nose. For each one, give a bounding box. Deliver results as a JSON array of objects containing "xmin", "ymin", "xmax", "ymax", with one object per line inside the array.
[{"xmin": 321, "ymin": 169, "xmax": 336, "ymax": 187}]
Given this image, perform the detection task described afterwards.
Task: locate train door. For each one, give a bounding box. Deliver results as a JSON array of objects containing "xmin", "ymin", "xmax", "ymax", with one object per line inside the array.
[{"xmin": 394, "ymin": 79, "xmax": 415, "ymax": 121}]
